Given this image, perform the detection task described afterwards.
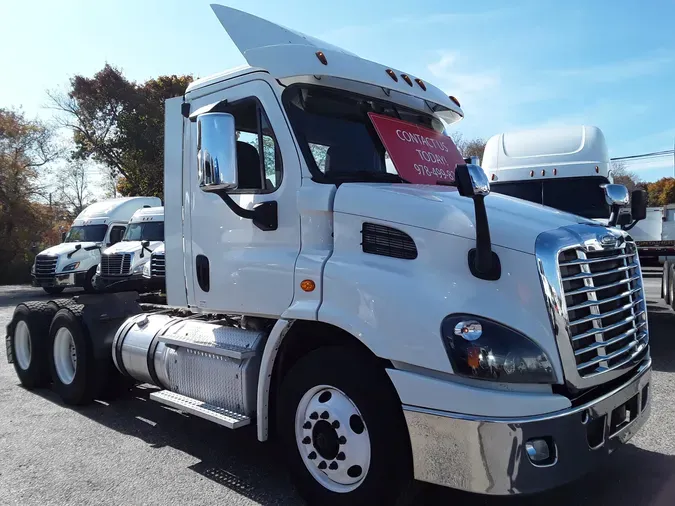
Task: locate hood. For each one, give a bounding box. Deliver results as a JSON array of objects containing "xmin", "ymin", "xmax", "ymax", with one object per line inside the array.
[
  {"xmin": 103, "ymin": 241, "xmax": 163, "ymax": 258},
  {"xmin": 39, "ymin": 242, "xmax": 100, "ymax": 258},
  {"xmin": 333, "ymin": 183, "xmax": 602, "ymax": 254}
]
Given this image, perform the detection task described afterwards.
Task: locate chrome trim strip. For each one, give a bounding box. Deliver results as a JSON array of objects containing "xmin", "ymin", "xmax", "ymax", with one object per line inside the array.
[
  {"xmin": 559, "ymin": 252, "xmax": 636, "ymax": 266},
  {"xmin": 567, "ymin": 287, "xmax": 641, "ymax": 311},
  {"xmin": 565, "ymin": 274, "xmax": 640, "ymax": 296},
  {"xmin": 569, "ymin": 298, "xmax": 643, "ymax": 326},
  {"xmin": 561, "ymin": 262, "xmax": 638, "ymax": 282},
  {"xmin": 402, "ymin": 357, "xmax": 651, "ymax": 425},
  {"xmin": 571, "ymin": 311, "xmax": 645, "ymax": 341},
  {"xmin": 574, "ymin": 327, "xmax": 646, "ymax": 356}
]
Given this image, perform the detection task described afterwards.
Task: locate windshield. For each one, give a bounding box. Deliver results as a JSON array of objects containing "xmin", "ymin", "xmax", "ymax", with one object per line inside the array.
[
  {"xmin": 123, "ymin": 222, "xmax": 164, "ymax": 242},
  {"xmin": 283, "ymin": 85, "xmax": 446, "ymax": 182},
  {"xmin": 490, "ymin": 176, "xmax": 610, "ymax": 219},
  {"xmin": 64, "ymin": 225, "xmax": 108, "ymax": 243}
]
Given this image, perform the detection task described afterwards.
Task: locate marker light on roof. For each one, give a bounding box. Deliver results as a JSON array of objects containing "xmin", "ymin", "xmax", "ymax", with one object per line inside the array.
[
  {"xmin": 415, "ymin": 78, "xmax": 427, "ymax": 91},
  {"xmin": 553, "ymin": 168, "xmax": 557, "ymax": 175},
  {"xmin": 595, "ymin": 166, "xmax": 600, "ymax": 173},
  {"xmin": 491, "ymin": 173, "xmax": 496, "ymax": 181},
  {"xmin": 541, "ymin": 170, "xmax": 546, "ymax": 176},
  {"xmin": 401, "ymin": 74, "xmax": 413, "ymax": 87},
  {"xmin": 315, "ymin": 51, "xmax": 328, "ymax": 65},
  {"xmin": 449, "ymin": 96, "xmax": 461, "ymax": 107},
  {"xmin": 530, "ymin": 170, "xmax": 534, "ymax": 177},
  {"xmin": 386, "ymin": 69, "xmax": 398, "ymax": 82}
]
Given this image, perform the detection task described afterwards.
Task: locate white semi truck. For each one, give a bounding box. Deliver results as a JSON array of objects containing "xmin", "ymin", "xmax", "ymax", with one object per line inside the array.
[
  {"xmin": 482, "ymin": 125, "xmax": 647, "ymax": 227},
  {"xmin": 31, "ymin": 197, "xmax": 161, "ymax": 294},
  {"xmin": 94, "ymin": 206, "xmax": 165, "ymax": 293},
  {"xmin": 6, "ymin": 6, "xmax": 651, "ymax": 505}
]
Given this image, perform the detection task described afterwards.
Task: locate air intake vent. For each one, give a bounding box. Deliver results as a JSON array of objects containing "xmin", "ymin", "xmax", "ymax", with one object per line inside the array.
[{"xmin": 361, "ymin": 223, "xmax": 417, "ymax": 260}]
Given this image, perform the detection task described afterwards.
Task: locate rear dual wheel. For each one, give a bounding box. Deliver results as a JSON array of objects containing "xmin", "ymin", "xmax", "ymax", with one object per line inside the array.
[
  {"xmin": 9, "ymin": 301, "xmax": 56, "ymax": 389},
  {"xmin": 278, "ymin": 347, "xmax": 415, "ymax": 506}
]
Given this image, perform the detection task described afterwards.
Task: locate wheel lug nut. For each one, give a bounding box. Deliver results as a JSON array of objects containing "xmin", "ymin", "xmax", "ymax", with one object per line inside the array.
[
  {"xmin": 303, "ymin": 421, "xmax": 312, "ymax": 430},
  {"xmin": 329, "ymin": 462, "xmax": 338, "ymax": 470},
  {"xmin": 320, "ymin": 411, "xmax": 329, "ymax": 419},
  {"xmin": 309, "ymin": 412, "xmax": 318, "ymax": 420},
  {"xmin": 331, "ymin": 420, "xmax": 340, "ymax": 429},
  {"xmin": 302, "ymin": 436, "xmax": 311, "ymax": 444},
  {"xmin": 336, "ymin": 452, "xmax": 345, "ymax": 461},
  {"xmin": 318, "ymin": 461, "xmax": 327, "ymax": 470},
  {"xmin": 338, "ymin": 436, "xmax": 347, "ymax": 444},
  {"xmin": 308, "ymin": 451, "xmax": 317, "ymax": 460}
]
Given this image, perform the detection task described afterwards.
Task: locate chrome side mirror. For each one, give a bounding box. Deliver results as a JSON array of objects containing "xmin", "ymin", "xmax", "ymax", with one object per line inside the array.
[
  {"xmin": 456, "ymin": 164, "xmax": 490, "ymax": 198},
  {"xmin": 197, "ymin": 112, "xmax": 238, "ymax": 192},
  {"xmin": 602, "ymin": 184, "xmax": 630, "ymax": 207}
]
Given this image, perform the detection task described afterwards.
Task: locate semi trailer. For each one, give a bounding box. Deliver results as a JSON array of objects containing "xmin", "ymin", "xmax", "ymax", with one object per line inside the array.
[
  {"xmin": 6, "ymin": 5, "xmax": 651, "ymax": 505},
  {"xmin": 30, "ymin": 197, "xmax": 161, "ymax": 294}
]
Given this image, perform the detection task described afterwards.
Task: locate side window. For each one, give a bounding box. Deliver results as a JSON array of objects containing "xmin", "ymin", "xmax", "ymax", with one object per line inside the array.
[
  {"xmin": 225, "ymin": 99, "xmax": 282, "ymax": 193},
  {"xmin": 109, "ymin": 226, "xmax": 126, "ymax": 245}
]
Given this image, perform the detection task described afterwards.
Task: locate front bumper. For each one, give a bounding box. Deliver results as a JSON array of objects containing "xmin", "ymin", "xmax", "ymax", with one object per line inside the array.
[
  {"xmin": 93, "ymin": 273, "xmax": 164, "ymax": 294},
  {"xmin": 403, "ymin": 358, "xmax": 651, "ymax": 495},
  {"xmin": 31, "ymin": 271, "xmax": 88, "ymax": 288}
]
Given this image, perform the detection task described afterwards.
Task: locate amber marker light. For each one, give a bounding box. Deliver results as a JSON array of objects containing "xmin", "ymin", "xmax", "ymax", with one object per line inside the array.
[
  {"xmin": 315, "ymin": 51, "xmax": 327, "ymax": 65},
  {"xmin": 301, "ymin": 279, "xmax": 316, "ymax": 292}
]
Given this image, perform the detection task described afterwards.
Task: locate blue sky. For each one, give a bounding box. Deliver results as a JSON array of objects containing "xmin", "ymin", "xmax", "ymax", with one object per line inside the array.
[{"xmin": 1, "ymin": 0, "xmax": 673, "ymax": 187}]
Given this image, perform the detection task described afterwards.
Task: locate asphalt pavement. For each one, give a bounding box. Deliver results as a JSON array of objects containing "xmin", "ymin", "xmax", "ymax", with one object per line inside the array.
[{"xmin": 1, "ymin": 270, "xmax": 674, "ymax": 505}]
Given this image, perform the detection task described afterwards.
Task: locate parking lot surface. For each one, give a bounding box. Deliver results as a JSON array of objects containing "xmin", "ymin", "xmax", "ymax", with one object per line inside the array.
[{"xmin": 1, "ymin": 269, "xmax": 674, "ymax": 505}]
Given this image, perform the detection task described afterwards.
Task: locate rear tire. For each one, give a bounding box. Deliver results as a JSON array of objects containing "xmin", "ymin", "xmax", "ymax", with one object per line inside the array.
[
  {"xmin": 278, "ymin": 346, "xmax": 414, "ymax": 506},
  {"xmin": 48, "ymin": 307, "xmax": 109, "ymax": 405},
  {"xmin": 9, "ymin": 302, "xmax": 56, "ymax": 389},
  {"xmin": 43, "ymin": 286, "xmax": 65, "ymax": 295},
  {"xmin": 663, "ymin": 261, "xmax": 670, "ymax": 303}
]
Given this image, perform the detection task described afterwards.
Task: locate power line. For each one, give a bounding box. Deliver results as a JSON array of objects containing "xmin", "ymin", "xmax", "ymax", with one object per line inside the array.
[{"xmin": 611, "ymin": 149, "xmax": 674, "ymax": 161}]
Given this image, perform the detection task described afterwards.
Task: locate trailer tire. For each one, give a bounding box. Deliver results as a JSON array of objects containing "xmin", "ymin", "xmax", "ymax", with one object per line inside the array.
[
  {"xmin": 9, "ymin": 301, "xmax": 55, "ymax": 389},
  {"xmin": 43, "ymin": 286, "xmax": 65, "ymax": 295},
  {"xmin": 663, "ymin": 261, "xmax": 670, "ymax": 302},
  {"xmin": 278, "ymin": 346, "xmax": 415, "ymax": 506},
  {"xmin": 48, "ymin": 307, "xmax": 108, "ymax": 405},
  {"xmin": 46, "ymin": 299, "xmax": 81, "ymax": 313}
]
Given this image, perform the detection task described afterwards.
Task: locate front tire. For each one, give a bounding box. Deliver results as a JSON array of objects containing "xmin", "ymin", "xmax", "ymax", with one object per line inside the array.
[
  {"xmin": 9, "ymin": 302, "xmax": 55, "ymax": 389},
  {"xmin": 43, "ymin": 286, "xmax": 65, "ymax": 295},
  {"xmin": 278, "ymin": 346, "xmax": 414, "ymax": 506},
  {"xmin": 82, "ymin": 267, "xmax": 98, "ymax": 293}
]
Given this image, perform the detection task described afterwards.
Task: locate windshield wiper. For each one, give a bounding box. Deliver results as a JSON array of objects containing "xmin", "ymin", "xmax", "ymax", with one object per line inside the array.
[{"xmin": 328, "ymin": 171, "xmax": 408, "ymax": 184}]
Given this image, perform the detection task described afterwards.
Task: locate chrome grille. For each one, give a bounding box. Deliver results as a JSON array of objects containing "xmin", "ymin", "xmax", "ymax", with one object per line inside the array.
[
  {"xmin": 150, "ymin": 253, "xmax": 165, "ymax": 278},
  {"xmin": 100, "ymin": 253, "xmax": 131, "ymax": 277},
  {"xmin": 35, "ymin": 255, "xmax": 57, "ymax": 278},
  {"xmin": 558, "ymin": 241, "xmax": 648, "ymax": 379}
]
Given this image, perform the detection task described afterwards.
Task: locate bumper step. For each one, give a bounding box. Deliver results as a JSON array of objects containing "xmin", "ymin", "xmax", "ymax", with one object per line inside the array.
[{"xmin": 150, "ymin": 390, "xmax": 250, "ymax": 429}]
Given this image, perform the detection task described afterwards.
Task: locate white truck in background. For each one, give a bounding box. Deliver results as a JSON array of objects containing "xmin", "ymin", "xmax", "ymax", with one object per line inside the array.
[
  {"xmin": 630, "ymin": 206, "xmax": 675, "ymax": 263},
  {"xmin": 481, "ymin": 125, "xmax": 646, "ymax": 228},
  {"xmin": 31, "ymin": 197, "xmax": 161, "ymax": 294},
  {"xmin": 6, "ymin": 6, "xmax": 652, "ymax": 505},
  {"xmin": 94, "ymin": 206, "xmax": 165, "ymax": 293}
]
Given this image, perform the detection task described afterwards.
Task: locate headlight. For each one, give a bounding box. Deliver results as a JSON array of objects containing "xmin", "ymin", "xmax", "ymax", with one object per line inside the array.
[
  {"xmin": 442, "ymin": 315, "xmax": 556, "ymax": 384},
  {"xmin": 62, "ymin": 262, "xmax": 80, "ymax": 272},
  {"xmin": 133, "ymin": 262, "xmax": 147, "ymax": 274},
  {"xmin": 142, "ymin": 262, "xmax": 151, "ymax": 277},
  {"xmin": 96, "ymin": 264, "xmax": 101, "ymax": 274}
]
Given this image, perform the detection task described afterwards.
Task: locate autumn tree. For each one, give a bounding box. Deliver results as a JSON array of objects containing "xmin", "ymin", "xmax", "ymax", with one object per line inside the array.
[
  {"xmin": 0, "ymin": 108, "xmax": 60, "ymax": 283},
  {"xmin": 646, "ymin": 178, "xmax": 675, "ymax": 207},
  {"xmin": 610, "ymin": 160, "xmax": 642, "ymax": 192},
  {"xmin": 49, "ymin": 64, "xmax": 193, "ymax": 198}
]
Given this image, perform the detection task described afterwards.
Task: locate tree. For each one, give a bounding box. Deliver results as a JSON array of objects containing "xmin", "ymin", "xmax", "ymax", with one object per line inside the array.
[
  {"xmin": 610, "ymin": 160, "xmax": 642, "ymax": 192},
  {"xmin": 49, "ymin": 64, "xmax": 193, "ymax": 198},
  {"xmin": 450, "ymin": 132, "xmax": 487, "ymax": 161},
  {"xmin": 55, "ymin": 161, "xmax": 95, "ymax": 217},
  {"xmin": 646, "ymin": 178, "xmax": 675, "ymax": 207},
  {"xmin": 0, "ymin": 108, "xmax": 60, "ymax": 282}
]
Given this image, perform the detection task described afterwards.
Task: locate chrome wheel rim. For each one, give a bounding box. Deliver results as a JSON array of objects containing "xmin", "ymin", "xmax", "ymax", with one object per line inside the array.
[
  {"xmin": 14, "ymin": 320, "xmax": 32, "ymax": 370},
  {"xmin": 295, "ymin": 385, "xmax": 370, "ymax": 493},
  {"xmin": 53, "ymin": 327, "xmax": 77, "ymax": 385}
]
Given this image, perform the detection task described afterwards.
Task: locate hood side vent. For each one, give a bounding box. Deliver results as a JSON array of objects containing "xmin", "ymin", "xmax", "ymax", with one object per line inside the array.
[{"xmin": 361, "ymin": 223, "xmax": 417, "ymax": 260}]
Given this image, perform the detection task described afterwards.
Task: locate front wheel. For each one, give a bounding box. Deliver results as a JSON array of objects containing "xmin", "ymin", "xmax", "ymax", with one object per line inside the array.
[
  {"xmin": 82, "ymin": 267, "xmax": 98, "ymax": 293},
  {"xmin": 278, "ymin": 346, "xmax": 414, "ymax": 506},
  {"xmin": 43, "ymin": 286, "xmax": 65, "ymax": 295}
]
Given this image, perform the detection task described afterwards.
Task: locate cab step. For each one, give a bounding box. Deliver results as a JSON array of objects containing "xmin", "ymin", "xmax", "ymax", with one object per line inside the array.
[{"xmin": 149, "ymin": 390, "xmax": 251, "ymax": 429}]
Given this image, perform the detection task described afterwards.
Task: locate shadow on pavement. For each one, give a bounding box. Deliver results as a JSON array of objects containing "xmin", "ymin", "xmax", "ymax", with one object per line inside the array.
[{"xmin": 646, "ymin": 299, "xmax": 675, "ymax": 374}]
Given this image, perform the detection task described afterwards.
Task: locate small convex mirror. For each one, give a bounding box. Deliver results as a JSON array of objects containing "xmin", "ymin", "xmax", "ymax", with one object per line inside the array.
[
  {"xmin": 602, "ymin": 184, "xmax": 630, "ymax": 207},
  {"xmin": 197, "ymin": 112, "xmax": 238, "ymax": 191}
]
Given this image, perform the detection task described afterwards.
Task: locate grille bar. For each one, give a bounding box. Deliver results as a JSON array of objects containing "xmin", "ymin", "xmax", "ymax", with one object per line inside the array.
[
  {"xmin": 574, "ymin": 327, "xmax": 647, "ymax": 357},
  {"xmin": 561, "ymin": 263, "xmax": 638, "ymax": 282},
  {"xmin": 559, "ymin": 252, "xmax": 636, "ymax": 266},
  {"xmin": 100, "ymin": 253, "xmax": 132, "ymax": 277},
  {"xmin": 571, "ymin": 311, "xmax": 645, "ymax": 342},
  {"xmin": 569, "ymin": 298, "xmax": 644, "ymax": 326},
  {"xmin": 35, "ymin": 256, "xmax": 57, "ymax": 278},
  {"xmin": 565, "ymin": 275, "xmax": 640, "ymax": 296},
  {"xmin": 567, "ymin": 287, "xmax": 642, "ymax": 311},
  {"xmin": 151, "ymin": 254, "xmax": 165, "ymax": 278},
  {"xmin": 577, "ymin": 339, "xmax": 641, "ymax": 371}
]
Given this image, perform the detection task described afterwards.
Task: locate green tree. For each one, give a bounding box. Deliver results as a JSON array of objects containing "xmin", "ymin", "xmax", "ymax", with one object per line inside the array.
[
  {"xmin": 49, "ymin": 64, "xmax": 193, "ymax": 198},
  {"xmin": 0, "ymin": 108, "xmax": 60, "ymax": 282}
]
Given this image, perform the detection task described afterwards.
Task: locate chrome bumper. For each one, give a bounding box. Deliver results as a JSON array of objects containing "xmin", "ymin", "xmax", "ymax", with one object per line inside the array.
[
  {"xmin": 403, "ymin": 358, "xmax": 651, "ymax": 495},
  {"xmin": 31, "ymin": 272, "xmax": 80, "ymax": 288}
]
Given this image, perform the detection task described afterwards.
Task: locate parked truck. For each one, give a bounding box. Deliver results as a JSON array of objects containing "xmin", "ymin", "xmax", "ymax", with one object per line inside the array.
[
  {"xmin": 481, "ymin": 125, "xmax": 646, "ymax": 227},
  {"xmin": 93, "ymin": 206, "xmax": 165, "ymax": 293},
  {"xmin": 5, "ymin": 6, "xmax": 651, "ymax": 505},
  {"xmin": 31, "ymin": 197, "xmax": 161, "ymax": 294}
]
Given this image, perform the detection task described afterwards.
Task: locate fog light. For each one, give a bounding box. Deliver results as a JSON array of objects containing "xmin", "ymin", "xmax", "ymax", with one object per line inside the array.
[{"xmin": 525, "ymin": 438, "xmax": 555, "ymax": 465}]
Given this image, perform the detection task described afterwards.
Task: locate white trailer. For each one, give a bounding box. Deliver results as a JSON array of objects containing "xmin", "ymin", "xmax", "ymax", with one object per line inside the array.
[
  {"xmin": 31, "ymin": 197, "xmax": 161, "ymax": 294},
  {"xmin": 93, "ymin": 206, "xmax": 165, "ymax": 293},
  {"xmin": 481, "ymin": 125, "xmax": 645, "ymax": 227},
  {"xmin": 6, "ymin": 6, "xmax": 651, "ymax": 505}
]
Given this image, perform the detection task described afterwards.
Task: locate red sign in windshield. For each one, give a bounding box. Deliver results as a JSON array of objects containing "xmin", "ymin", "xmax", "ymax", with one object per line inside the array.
[{"xmin": 368, "ymin": 112, "xmax": 464, "ymax": 184}]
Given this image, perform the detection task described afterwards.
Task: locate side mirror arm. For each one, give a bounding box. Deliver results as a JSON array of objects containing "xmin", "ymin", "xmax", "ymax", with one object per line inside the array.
[{"xmin": 211, "ymin": 189, "xmax": 278, "ymax": 232}]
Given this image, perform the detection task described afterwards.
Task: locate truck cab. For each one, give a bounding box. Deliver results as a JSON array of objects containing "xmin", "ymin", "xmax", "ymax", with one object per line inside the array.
[
  {"xmin": 481, "ymin": 126, "xmax": 642, "ymax": 226},
  {"xmin": 142, "ymin": 242, "xmax": 165, "ymax": 291},
  {"xmin": 31, "ymin": 197, "xmax": 161, "ymax": 294},
  {"xmin": 94, "ymin": 206, "xmax": 164, "ymax": 293}
]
